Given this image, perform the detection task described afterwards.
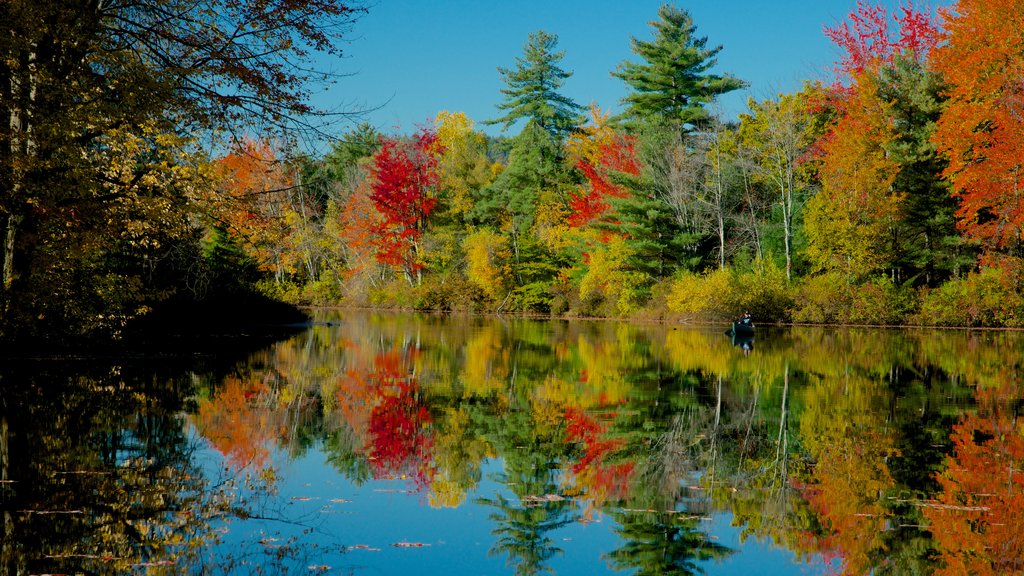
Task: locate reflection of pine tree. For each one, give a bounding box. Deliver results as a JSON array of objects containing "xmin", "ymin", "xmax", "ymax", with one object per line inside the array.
[
  {"xmin": 605, "ymin": 509, "xmax": 733, "ymax": 575},
  {"xmin": 601, "ymin": 341, "xmax": 735, "ymax": 574},
  {"xmin": 483, "ymin": 492, "xmax": 574, "ymax": 576},
  {"xmin": 476, "ymin": 401, "xmax": 576, "ymax": 575}
]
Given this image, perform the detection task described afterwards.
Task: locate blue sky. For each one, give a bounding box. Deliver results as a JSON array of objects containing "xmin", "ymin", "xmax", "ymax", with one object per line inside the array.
[{"xmin": 312, "ymin": 0, "xmax": 939, "ymax": 138}]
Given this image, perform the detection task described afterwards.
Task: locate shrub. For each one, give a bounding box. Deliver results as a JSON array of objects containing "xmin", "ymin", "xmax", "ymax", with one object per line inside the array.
[
  {"xmin": 666, "ymin": 267, "xmax": 737, "ymax": 321},
  {"xmin": 793, "ymin": 273, "xmax": 917, "ymax": 325},
  {"xmin": 792, "ymin": 272, "xmax": 850, "ymax": 324},
  {"xmin": 916, "ymin": 267, "xmax": 1024, "ymax": 327},
  {"xmin": 666, "ymin": 259, "xmax": 794, "ymax": 323},
  {"xmin": 732, "ymin": 259, "xmax": 794, "ymax": 323}
]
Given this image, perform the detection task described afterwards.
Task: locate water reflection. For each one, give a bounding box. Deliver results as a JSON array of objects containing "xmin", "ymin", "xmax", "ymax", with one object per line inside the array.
[{"xmin": 5, "ymin": 313, "xmax": 1024, "ymax": 574}]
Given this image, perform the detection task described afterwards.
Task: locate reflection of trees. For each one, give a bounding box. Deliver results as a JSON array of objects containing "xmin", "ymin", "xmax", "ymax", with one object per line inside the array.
[
  {"xmin": 474, "ymin": 329, "xmax": 577, "ymax": 576},
  {"xmin": 0, "ymin": 362, "xmax": 261, "ymax": 574},
  {"xmin": 160, "ymin": 312, "xmax": 1024, "ymax": 574},
  {"xmin": 477, "ymin": 406, "xmax": 576, "ymax": 575},
  {"xmin": 926, "ymin": 381, "xmax": 1024, "ymax": 575},
  {"xmin": 606, "ymin": 510, "xmax": 732, "ymax": 575},
  {"xmin": 601, "ymin": 340, "xmax": 736, "ymax": 574},
  {"xmin": 727, "ymin": 364, "xmax": 819, "ymax": 558}
]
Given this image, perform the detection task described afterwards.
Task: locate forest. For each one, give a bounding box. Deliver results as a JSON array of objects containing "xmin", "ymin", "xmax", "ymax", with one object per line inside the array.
[{"xmin": 2, "ymin": 0, "xmax": 1023, "ymax": 345}]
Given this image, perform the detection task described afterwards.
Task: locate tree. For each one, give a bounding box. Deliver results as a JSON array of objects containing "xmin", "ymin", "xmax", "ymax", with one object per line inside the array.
[
  {"xmin": 566, "ymin": 106, "xmax": 640, "ymax": 228},
  {"xmin": 472, "ymin": 121, "xmax": 566, "ymax": 294},
  {"xmin": 738, "ymin": 88, "xmax": 822, "ymax": 280},
  {"xmin": 434, "ymin": 110, "xmax": 500, "ymax": 223},
  {"xmin": 322, "ymin": 123, "xmax": 382, "ymax": 193},
  {"xmin": 368, "ymin": 128, "xmax": 442, "ymax": 284},
  {"xmin": 613, "ymin": 4, "xmax": 746, "ymax": 131},
  {"xmin": 0, "ymin": 0, "xmax": 364, "ymax": 342},
  {"xmin": 877, "ymin": 56, "xmax": 969, "ymax": 285},
  {"xmin": 486, "ymin": 30, "xmax": 584, "ymax": 138},
  {"xmin": 931, "ymin": 0, "xmax": 1024, "ymax": 258},
  {"xmin": 806, "ymin": 1, "xmax": 943, "ymax": 282},
  {"xmin": 211, "ymin": 138, "xmax": 296, "ymax": 283},
  {"xmin": 804, "ymin": 72, "xmax": 902, "ymax": 280}
]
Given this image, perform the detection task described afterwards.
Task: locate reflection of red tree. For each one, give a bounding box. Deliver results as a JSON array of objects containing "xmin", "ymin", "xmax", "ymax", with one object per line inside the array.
[
  {"xmin": 366, "ymin": 351, "xmax": 436, "ymax": 488},
  {"xmin": 564, "ymin": 408, "xmax": 633, "ymax": 520},
  {"xmin": 194, "ymin": 376, "xmax": 272, "ymax": 470},
  {"xmin": 926, "ymin": 385, "xmax": 1024, "ymax": 576}
]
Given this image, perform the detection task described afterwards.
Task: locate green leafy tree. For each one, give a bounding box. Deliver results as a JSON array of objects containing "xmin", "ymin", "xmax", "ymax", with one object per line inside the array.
[
  {"xmin": 486, "ymin": 30, "xmax": 584, "ymax": 138},
  {"xmin": 613, "ymin": 5, "xmax": 747, "ymax": 130},
  {"xmin": 738, "ymin": 88, "xmax": 822, "ymax": 280},
  {"xmin": 472, "ymin": 121, "xmax": 571, "ymax": 307},
  {"xmin": 323, "ymin": 123, "xmax": 382, "ymax": 192}
]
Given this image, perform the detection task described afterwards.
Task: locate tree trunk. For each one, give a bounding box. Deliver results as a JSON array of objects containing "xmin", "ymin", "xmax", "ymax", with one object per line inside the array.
[
  {"xmin": 0, "ymin": 413, "xmax": 13, "ymax": 572},
  {"xmin": 2, "ymin": 215, "xmax": 19, "ymax": 291}
]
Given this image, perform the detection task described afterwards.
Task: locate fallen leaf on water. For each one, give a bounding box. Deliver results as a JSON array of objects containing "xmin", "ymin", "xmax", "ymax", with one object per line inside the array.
[
  {"xmin": 521, "ymin": 494, "xmax": 565, "ymax": 506},
  {"xmin": 392, "ymin": 541, "xmax": 430, "ymax": 548},
  {"xmin": 330, "ymin": 498, "xmax": 352, "ymax": 503},
  {"xmin": 345, "ymin": 544, "xmax": 382, "ymax": 552},
  {"xmin": 290, "ymin": 497, "xmax": 318, "ymax": 502}
]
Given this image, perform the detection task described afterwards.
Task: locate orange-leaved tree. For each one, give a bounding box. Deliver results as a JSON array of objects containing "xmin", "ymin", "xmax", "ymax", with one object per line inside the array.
[
  {"xmin": 931, "ymin": 0, "xmax": 1024, "ymax": 258},
  {"xmin": 210, "ymin": 138, "xmax": 296, "ymax": 282}
]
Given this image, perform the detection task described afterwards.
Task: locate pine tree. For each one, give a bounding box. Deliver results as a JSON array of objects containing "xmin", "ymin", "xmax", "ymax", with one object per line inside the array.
[
  {"xmin": 613, "ymin": 5, "xmax": 746, "ymax": 131},
  {"xmin": 877, "ymin": 56, "xmax": 972, "ymax": 285},
  {"xmin": 486, "ymin": 30, "xmax": 584, "ymax": 138}
]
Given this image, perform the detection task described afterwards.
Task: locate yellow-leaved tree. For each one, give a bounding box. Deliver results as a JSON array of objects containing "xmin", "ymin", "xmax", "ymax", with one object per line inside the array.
[
  {"xmin": 463, "ymin": 228, "xmax": 512, "ymax": 302},
  {"xmin": 804, "ymin": 73, "xmax": 902, "ymax": 281},
  {"xmin": 434, "ymin": 110, "xmax": 501, "ymax": 219}
]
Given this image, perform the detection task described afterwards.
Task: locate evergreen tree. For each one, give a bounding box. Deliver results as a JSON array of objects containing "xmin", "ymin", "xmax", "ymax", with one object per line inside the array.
[
  {"xmin": 604, "ymin": 189, "xmax": 700, "ymax": 297},
  {"xmin": 486, "ymin": 30, "xmax": 584, "ymax": 138},
  {"xmin": 472, "ymin": 121, "xmax": 558, "ymax": 269},
  {"xmin": 876, "ymin": 56, "xmax": 973, "ymax": 285},
  {"xmin": 613, "ymin": 5, "xmax": 746, "ymax": 131},
  {"xmin": 323, "ymin": 123, "xmax": 382, "ymax": 189}
]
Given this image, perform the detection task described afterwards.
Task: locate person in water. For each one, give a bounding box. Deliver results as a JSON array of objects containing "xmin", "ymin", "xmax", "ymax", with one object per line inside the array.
[{"xmin": 739, "ymin": 310, "xmax": 753, "ymax": 326}]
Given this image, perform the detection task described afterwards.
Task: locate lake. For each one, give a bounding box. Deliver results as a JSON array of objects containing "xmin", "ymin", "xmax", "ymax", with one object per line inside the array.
[{"xmin": 2, "ymin": 311, "xmax": 1022, "ymax": 575}]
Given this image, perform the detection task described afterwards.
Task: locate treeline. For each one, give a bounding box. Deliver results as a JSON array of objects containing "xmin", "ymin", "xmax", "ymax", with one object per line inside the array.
[
  {"xmin": 209, "ymin": 1, "xmax": 1024, "ymax": 327},
  {"xmin": 3, "ymin": 1, "xmax": 1024, "ymax": 345}
]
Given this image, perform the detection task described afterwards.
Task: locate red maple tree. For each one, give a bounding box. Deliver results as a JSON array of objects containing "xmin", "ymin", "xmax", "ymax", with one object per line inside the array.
[
  {"xmin": 568, "ymin": 134, "xmax": 640, "ymax": 228},
  {"xmin": 368, "ymin": 127, "xmax": 442, "ymax": 282}
]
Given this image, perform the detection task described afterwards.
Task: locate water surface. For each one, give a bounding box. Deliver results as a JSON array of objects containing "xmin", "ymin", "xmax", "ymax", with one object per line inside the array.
[{"xmin": 3, "ymin": 312, "xmax": 1022, "ymax": 574}]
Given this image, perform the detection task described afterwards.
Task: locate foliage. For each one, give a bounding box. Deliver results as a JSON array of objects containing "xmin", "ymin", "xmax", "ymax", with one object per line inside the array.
[
  {"xmin": 578, "ymin": 235, "xmax": 647, "ymax": 316},
  {"xmin": 665, "ymin": 267, "xmax": 736, "ymax": 321},
  {"xmin": 823, "ymin": 0, "xmax": 940, "ymax": 80},
  {"xmin": 613, "ymin": 4, "xmax": 747, "ymax": 130},
  {"xmin": 915, "ymin": 265, "xmax": 1024, "ymax": 327},
  {"xmin": 567, "ymin": 106, "xmax": 640, "ymax": 228},
  {"xmin": 931, "ymin": 0, "xmax": 1024, "ymax": 256},
  {"xmin": 666, "ymin": 258, "xmax": 793, "ymax": 322},
  {"xmin": 434, "ymin": 111, "xmax": 500, "ymax": 221},
  {"xmin": 737, "ymin": 88, "xmax": 822, "ymax": 280},
  {"xmin": 368, "ymin": 128, "xmax": 442, "ymax": 283},
  {"xmin": 486, "ymin": 30, "xmax": 584, "ymax": 137},
  {"xmin": 804, "ymin": 72, "xmax": 902, "ymax": 281},
  {"xmin": 463, "ymin": 228, "xmax": 513, "ymax": 302},
  {"xmin": 792, "ymin": 273, "xmax": 917, "ymax": 325}
]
